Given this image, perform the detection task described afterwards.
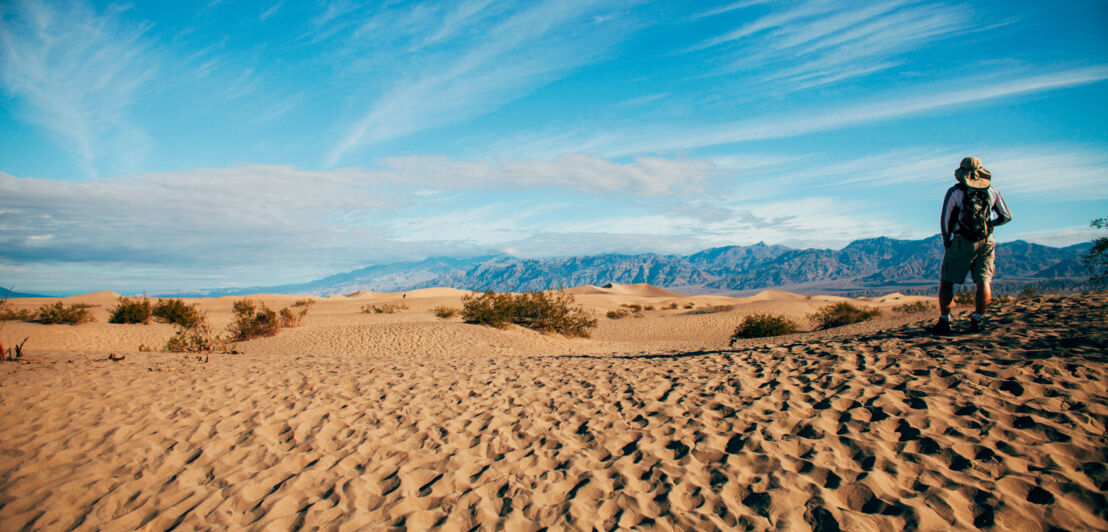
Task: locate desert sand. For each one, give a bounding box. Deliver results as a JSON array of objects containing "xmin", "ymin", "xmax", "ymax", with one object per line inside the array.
[{"xmin": 0, "ymin": 286, "xmax": 1105, "ymax": 530}]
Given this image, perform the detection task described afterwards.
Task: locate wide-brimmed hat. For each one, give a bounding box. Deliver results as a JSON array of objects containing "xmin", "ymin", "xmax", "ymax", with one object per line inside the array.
[{"xmin": 955, "ymin": 156, "xmax": 991, "ymax": 189}]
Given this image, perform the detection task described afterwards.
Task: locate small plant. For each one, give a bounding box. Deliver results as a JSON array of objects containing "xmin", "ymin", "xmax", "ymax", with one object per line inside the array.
[
  {"xmin": 279, "ymin": 298, "xmax": 315, "ymax": 327},
  {"xmin": 1085, "ymin": 217, "xmax": 1107, "ymax": 288},
  {"xmin": 34, "ymin": 302, "xmax": 95, "ymax": 325},
  {"xmin": 0, "ymin": 306, "xmax": 34, "ymax": 321},
  {"xmin": 152, "ymin": 299, "xmax": 204, "ymax": 328},
  {"xmin": 993, "ymin": 295, "xmax": 1012, "ymax": 305},
  {"xmin": 362, "ymin": 302, "xmax": 407, "ymax": 314},
  {"xmin": 138, "ymin": 343, "xmax": 153, "ymax": 352},
  {"xmin": 607, "ymin": 308, "xmax": 632, "ymax": 319},
  {"xmin": 891, "ymin": 301, "xmax": 935, "ymax": 314},
  {"xmin": 730, "ymin": 314, "xmax": 799, "ymax": 344},
  {"xmin": 462, "ymin": 290, "xmax": 597, "ymax": 337},
  {"xmin": 229, "ymin": 298, "xmax": 280, "ymax": 341},
  {"xmin": 109, "ymin": 297, "xmax": 152, "ymax": 324},
  {"xmin": 1017, "ymin": 285, "xmax": 1040, "ymax": 300},
  {"xmin": 165, "ymin": 324, "xmax": 233, "ymax": 353},
  {"xmin": 953, "ymin": 288, "xmax": 974, "ymax": 306},
  {"xmin": 4, "ymin": 338, "xmax": 28, "ymax": 361},
  {"xmin": 810, "ymin": 302, "xmax": 881, "ymax": 330},
  {"xmin": 644, "ymin": 305, "xmax": 655, "ymax": 311},
  {"xmin": 666, "ymin": 302, "xmax": 679, "ymax": 310},
  {"xmin": 687, "ymin": 304, "xmax": 735, "ymax": 315},
  {"xmin": 684, "ymin": 302, "xmax": 696, "ymax": 309},
  {"xmin": 608, "ymin": 304, "xmax": 646, "ymax": 319},
  {"xmin": 433, "ymin": 306, "xmax": 459, "ymax": 319}
]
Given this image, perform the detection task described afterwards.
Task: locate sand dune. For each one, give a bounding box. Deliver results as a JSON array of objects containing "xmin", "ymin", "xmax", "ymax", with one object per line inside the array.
[{"xmin": 0, "ymin": 289, "xmax": 1104, "ymax": 530}]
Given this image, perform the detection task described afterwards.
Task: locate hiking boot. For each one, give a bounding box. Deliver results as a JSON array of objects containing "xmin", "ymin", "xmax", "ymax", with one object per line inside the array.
[
  {"xmin": 970, "ymin": 314, "xmax": 985, "ymax": 332},
  {"xmin": 929, "ymin": 319, "xmax": 952, "ymax": 335}
]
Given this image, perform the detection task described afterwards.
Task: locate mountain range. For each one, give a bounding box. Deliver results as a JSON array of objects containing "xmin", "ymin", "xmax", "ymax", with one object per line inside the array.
[{"xmin": 160, "ymin": 235, "xmax": 1094, "ymax": 298}]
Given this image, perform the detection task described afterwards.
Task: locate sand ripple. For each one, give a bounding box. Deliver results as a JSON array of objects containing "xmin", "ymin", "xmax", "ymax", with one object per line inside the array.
[{"xmin": 0, "ymin": 293, "xmax": 1105, "ymax": 530}]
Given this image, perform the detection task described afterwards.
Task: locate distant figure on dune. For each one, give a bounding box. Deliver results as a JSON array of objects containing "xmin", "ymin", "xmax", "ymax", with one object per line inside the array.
[{"xmin": 932, "ymin": 156, "xmax": 1013, "ymax": 334}]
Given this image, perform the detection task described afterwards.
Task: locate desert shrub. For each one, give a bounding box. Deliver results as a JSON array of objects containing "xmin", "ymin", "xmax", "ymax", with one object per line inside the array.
[
  {"xmin": 1085, "ymin": 217, "xmax": 1107, "ymax": 288},
  {"xmin": 993, "ymin": 295, "xmax": 1013, "ymax": 305},
  {"xmin": 229, "ymin": 298, "xmax": 280, "ymax": 341},
  {"xmin": 460, "ymin": 291, "xmax": 515, "ymax": 327},
  {"xmin": 362, "ymin": 302, "xmax": 407, "ymax": 314},
  {"xmin": 953, "ymin": 288, "xmax": 974, "ymax": 306},
  {"xmin": 0, "ymin": 304, "xmax": 34, "ymax": 321},
  {"xmin": 462, "ymin": 290, "xmax": 597, "ymax": 337},
  {"xmin": 109, "ymin": 297, "xmax": 152, "ymax": 324},
  {"xmin": 687, "ymin": 304, "xmax": 735, "ymax": 315},
  {"xmin": 152, "ymin": 298, "xmax": 204, "ymax": 328},
  {"xmin": 433, "ymin": 306, "xmax": 459, "ymax": 319},
  {"xmin": 810, "ymin": 302, "xmax": 881, "ymax": 330},
  {"xmin": 891, "ymin": 301, "xmax": 935, "ymax": 314},
  {"xmin": 666, "ymin": 302, "xmax": 679, "ymax": 310},
  {"xmin": 644, "ymin": 305, "xmax": 655, "ymax": 311},
  {"xmin": 165, "ymin": 324, "xmax": 233, "ymax": 353},
  {"xmin": 1017, "ymin": 285, "xmax": 1040, "ymax": 300},
  {"xmin": 34, "ymin": 302, "xmax": 95, "ymax": 325},
  {"xmin": 607, "ymin": 308, "xmax": 632, "ymax": 319},
  {"xmin": 608, "ymin": 304, "xmax": 645, "ymax": 319},
  {"xmin": 279, "ymin": 298, "xmax": 315, "ymax": 327},
  {"xmin": 730, "ymin": 313, "xmax": 799, "ymax": 344}
]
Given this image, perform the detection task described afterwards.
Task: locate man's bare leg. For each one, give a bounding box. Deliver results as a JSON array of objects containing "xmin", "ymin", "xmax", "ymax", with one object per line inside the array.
[
  {"xmin": 939, "ymin": 281, "xmax": 954, "ymax": 315},
  {"xmin": 975, "ymin": 281, "xmax": 991, "ymax": 315}
]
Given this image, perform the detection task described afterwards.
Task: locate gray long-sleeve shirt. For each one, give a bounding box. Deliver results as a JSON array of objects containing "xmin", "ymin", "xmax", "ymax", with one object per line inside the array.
[{"xmin": 941, "ymin": 184, "xmax": 1013, "ymax": 247}]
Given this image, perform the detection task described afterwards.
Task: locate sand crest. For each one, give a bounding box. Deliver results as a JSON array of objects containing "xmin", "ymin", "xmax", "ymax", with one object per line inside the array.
[{"xmin": 0, "ymin": 291, "xmax": 1105, "ymax": 530}]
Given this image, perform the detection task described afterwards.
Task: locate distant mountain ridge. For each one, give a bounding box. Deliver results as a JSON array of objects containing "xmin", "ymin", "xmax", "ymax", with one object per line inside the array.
[{"xmin": 159, "ymin": 235, "xmax": 1093, "ymax": 298}]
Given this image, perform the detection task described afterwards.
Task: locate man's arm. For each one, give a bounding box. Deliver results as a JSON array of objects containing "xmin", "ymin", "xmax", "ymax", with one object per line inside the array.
[
  {"xmin": 941, "ymin": 186, "xmax": 959, "ymax": 247},
  {"xmin": 991, "ymin": 188, "xmax": 1013, "ymax": 227}
]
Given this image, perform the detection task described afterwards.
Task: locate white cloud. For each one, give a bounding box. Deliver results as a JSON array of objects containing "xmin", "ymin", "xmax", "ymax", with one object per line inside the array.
[
  {"xmin": 690, "ymin": 1, "xmax": 973, "ymax": 93},
  {"xmin": 600, "ymin": 67, "xmax": 1108, "ymax": 156},
  {"xmin": 326, "ymin": 0, "xmax": 640, "ymax": 165},
  {"xmin": 377, "ymin": 154, "xmax": 720, "ymax": 195},
  {"xmin": 0, "ymin": 0, "xmax": 159, "ymax": 176}
]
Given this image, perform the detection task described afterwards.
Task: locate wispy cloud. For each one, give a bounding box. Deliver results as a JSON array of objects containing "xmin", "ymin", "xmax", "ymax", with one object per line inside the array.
[
  {"xmin": 601, "ymin": 67, "xmax": 1108, "ymax": 156},
  {"xmin": 377, "ymin": 154, "xmax": 719, "ymax": 195},
  {"xmin": 0, "ymin": 0, "xmax": 159, "ymax": 176},
  {"xmin": 326, "ymin": 0, "xmax": 641, "ymax": 165},
  {"xmin": 690, "ymin": 1, "xmax": 975, "ymax": 93}
]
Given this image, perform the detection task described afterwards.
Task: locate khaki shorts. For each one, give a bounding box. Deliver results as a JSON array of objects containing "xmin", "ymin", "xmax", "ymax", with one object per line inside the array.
[{"xmin": 941, "ymin": 235, "xmax": 995, "ymax": 285}]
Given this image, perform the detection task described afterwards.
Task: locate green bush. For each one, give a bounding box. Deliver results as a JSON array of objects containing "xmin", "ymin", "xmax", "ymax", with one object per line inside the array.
[
  {"xmin": 1017, "ymin": 285, "xmax": 1040, "ymax": 300},
  {"xmin": 462, "ymin": 290, "xmax": 597, "ymax": 337},
  {"xmin": 279, "ymin": 298, "xmax": 314, "ymax": 327},
  {"xmin": 954, "ymin": 288, "xmax": 974, "ymax": 306},
  {"xmin": 810, "ymin": 302, "xmax": 880, "ymax": 330},
  {"xmin": 432, "ymin": 306, "xmax": 459, "ymax": 319},
  {"xmin": 687, "ymin": 304, "xmax": 735, "ymax": 315},
  {"xmin": 730, "ymin": 313, "xmax": 799, "ymax": 344},
  {"xmin": 229, "ymin": 298, "xmax": 280, "ymax": 341},
  {"xmin": 891, "ymin": 301, "xmax": 935, "ymax": 314},
  {"xmin": 152, "ymin": 298, "xmax": 204, "ymax": 328},
  {"xmin": 362, "ymin": 302, "xmax": 407, "ymax": 314},
  {"xmin": 34, "ymin": 302, "xmax": 95, "ymax": 325},
  {"xmin": 0, "ymin": 304, "xmax": 34, "ymax": 321},
  {"xmin": 109, "ymin": 297, "xmax": 152, "ymax": 324},
  {"xmin": 165, "ymin": 324, "xmax": 233, "ymax": 353}
]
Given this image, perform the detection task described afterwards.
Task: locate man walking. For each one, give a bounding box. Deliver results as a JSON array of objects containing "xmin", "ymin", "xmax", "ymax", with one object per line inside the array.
[{"xmin": 932, "ymin": 156, "xmax": 1013, "ymax": 334}]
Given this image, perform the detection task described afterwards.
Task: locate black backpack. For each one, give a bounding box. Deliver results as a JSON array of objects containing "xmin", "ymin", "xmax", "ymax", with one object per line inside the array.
[{"xmin": 957, "ymin": 183, "xmax": 992, "ymax": 241}]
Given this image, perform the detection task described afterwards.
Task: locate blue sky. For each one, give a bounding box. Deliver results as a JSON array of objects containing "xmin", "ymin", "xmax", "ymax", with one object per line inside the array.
[{"xmin": 2, "ymin": 0, "xmax": 1107, "ymax": 295}]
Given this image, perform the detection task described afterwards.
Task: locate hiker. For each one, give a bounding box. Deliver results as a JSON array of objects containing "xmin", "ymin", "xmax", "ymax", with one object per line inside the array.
[{"xmin": 932, "ymin": 156, "xmax": 1012, "ymax": 334}]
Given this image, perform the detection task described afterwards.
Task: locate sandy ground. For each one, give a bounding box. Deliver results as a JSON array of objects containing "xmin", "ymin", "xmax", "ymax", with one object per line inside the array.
[{"xmin": 0, "ymin": 286, "xmax": 1104, "ymax": 530}]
